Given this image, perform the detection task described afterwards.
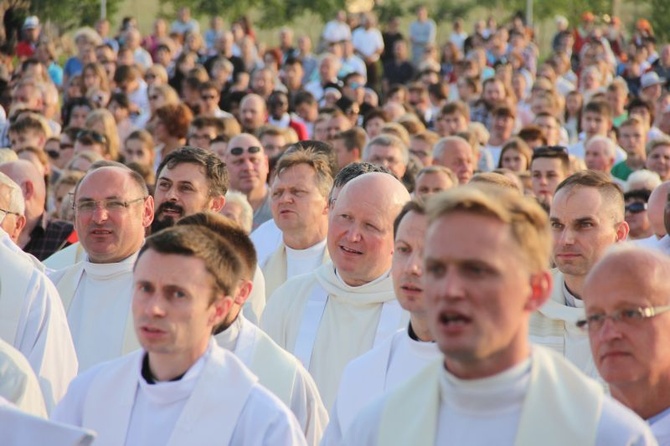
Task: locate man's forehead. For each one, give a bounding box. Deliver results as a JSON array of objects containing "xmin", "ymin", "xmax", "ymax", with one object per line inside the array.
[{"xmin": 160, "ymin": 162, "xmax": 207, "ymax": 180}]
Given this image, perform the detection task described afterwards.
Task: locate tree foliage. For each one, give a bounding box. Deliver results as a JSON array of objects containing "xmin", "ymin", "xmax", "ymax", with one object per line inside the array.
[
  {"xmin": 28, "ymin": 0, "xmax": 124, "ymax": 31},
  {"xmin": 648, "ymin": 0, "xmax": 670, "ymax": 43}
]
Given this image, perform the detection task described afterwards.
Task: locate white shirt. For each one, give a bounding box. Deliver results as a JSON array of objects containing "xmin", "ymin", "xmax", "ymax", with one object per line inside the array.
[
  {"xmin": 252, "ymin": 219, "xmax": 284, "ymax": 269},
  {"xmin": 352, "ymin": 28, "xmax": 384, "ymax": 62},
  {"xmin": 286, "ymin": 240, "xmax": 327, "ymax": 280},
  {"xmin": 322, "ymin": 20, "xmax": 351, "ymax": 43}
]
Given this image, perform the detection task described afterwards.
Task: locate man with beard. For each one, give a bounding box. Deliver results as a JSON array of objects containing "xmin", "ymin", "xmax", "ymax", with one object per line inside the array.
[
  {"xmin": 153, "ymin": 146, "xmax": 267, "ymax": 325},
  {"xmin": 530, "ymin": 170, "xmax": 629, "ymax": 379},
  {"xmin": 50, "ymin": 163, "xmax": 154, "ymax": 372}
]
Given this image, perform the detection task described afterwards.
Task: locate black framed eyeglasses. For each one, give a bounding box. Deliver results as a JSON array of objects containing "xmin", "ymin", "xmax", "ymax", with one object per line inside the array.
[
  {"xmin": 625, "ymin": 202, "xmax": 647, "ymax": 214},
  {"xmin": 229, "ymin": 146, "xmax": 262, "ymax": 156},
  {"xmin": 576, "ymin": 305, "xmax": 670, "ymax": 331}
]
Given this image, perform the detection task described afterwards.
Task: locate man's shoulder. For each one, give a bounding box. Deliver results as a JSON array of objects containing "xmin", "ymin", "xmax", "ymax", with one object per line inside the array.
[{"xmin": 597, "ymin": 396, "xmax": 657, "ymax": 445}]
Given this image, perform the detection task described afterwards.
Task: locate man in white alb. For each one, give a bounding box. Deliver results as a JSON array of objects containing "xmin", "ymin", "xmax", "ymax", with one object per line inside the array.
[
  {"xmin": 323, "ymin": 199, "xmax": 440, "ymax": 443},
  {"xmin": 263, "ymin": 148, "xmax": 331, "ymax": 298},
  {"xmin": 151, "ymin": 146, "xmax": 266, "ymax": 324},
  {"xmin": 262, "ymin": 172, "xmax": 410, "ymax": 408},
  {"xmin": 338, "ymin": 184, "xmax": 656, "ymax": 445},
  {"xmin": 52, "ymin": 225, "xmax": 307, "ymax": 446},
  {"xmin": 0, "ymin": 337, "xmax": 47, "ymax": 417},
  {"xmin": 49, "ymin": 163, "xmax": 154, "ymax": 371},
  {"xmin": 0, "ymin": 226, "xmax": 77, "ymax": 412},
  {"xmin": 583, "ymin": 246, "xmax": 670, "ymax": 445},
  {"xmin": 530, "ymin": 170, "xmax": 629, "ymax": 379},
  {"xmin": 177, "ymin": 212, "xmax": 328, "ymax": 446}
]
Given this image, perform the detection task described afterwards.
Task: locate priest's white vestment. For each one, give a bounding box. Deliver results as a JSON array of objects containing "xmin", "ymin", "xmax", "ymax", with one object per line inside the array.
[
  {"xmin": 261, "ymin": 262, "xmax": 407, "ymax": 408},
  {"xmin": 0, "ymin": 338, "xmax": 47, "ymax": 417},
  {"xmin": 338, "ymin": 346, "xmax": 657, "ymax": 446},
  {"xmin": 52, "ymin": 340, "xmax": 308, "ymax": 446},
  {"xmin": 215, "ymin": 314, "xmax": 328, "ymax": 445},
  {"xmin": 0, "ymin": 231, "xmax": 78, "ymax": 412}
]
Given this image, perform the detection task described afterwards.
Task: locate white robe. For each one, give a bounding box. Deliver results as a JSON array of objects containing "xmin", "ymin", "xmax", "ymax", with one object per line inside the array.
[
  {"xmin": 323, "ymin": 327, "xmax": 440, "ymax": 444},
  {"xmin": 0, "ymin": 397, "xmax": 95, "ymax": 446},
  {"xmin": 262, "ymin": 262, "xmax": 407, "ymax": 408},
  {"xmin": 261, "ymin": 240, "xmax": 330, "ymax": 300},
  {"xmin": 0, "ymin": 232, "xmax": 78, "ymax": 413},
  {"xmin": 528, "ymin": 269, "xmax": 601, "ymax": 380},
  {"xmin": 0, "ymin": 338, "xmax": 47, "ymax": 417},
  {"xmin": 52, "ymin": 340, "xmax": 308, "ymax": 446},
  {"xmin": 45, "ymin": 243, "xmax": 267, "ymax": 326},
  {"xmin": 340, "ymin": 347, "xmax": 657, "ymax": 446},
  {"xmin": 650, "ymin": 409, "xmax": 670, "ymax": 445},
  {"xmin": 50, "ymin": 254, "xmax": 140, "ymax": 372},
  {"xmin": 215, "ymin": 315, "xmax": 328, "ymax": 445},
  {"xmin": 250, "ymin": 218, "xmax": 283, "ymax": 269}
]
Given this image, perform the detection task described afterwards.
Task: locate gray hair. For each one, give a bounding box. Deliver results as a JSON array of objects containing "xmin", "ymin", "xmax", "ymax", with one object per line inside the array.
[
  {"xmin": 432, "ymin": 136, "xmax": 469, "ymax": 160},
  {"xmin": 586, "ymin": 135, "xmax": 616, "ymax": 159},
  {"xmin": 625, "ymin": 169, "xmax": 662, "ymax": 192},
  {"xmin": 223, "ymin": 191, "xmax": 253, "ymax": 234},
  {"xmin": 0, "ymin": 172, "xmax": 25, "ymax": 215},
  {"xmin": 363, "ymin": 134, "xmax": 409, "ymax": 166}
]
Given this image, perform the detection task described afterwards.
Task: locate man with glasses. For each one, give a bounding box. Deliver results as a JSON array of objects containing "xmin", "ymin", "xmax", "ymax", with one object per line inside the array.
[
  {"xmin": 50, "ymin": 163, "xmax": 154, "ymax": 371},
  {"xmin": 335, "ymin": 184, "xmax": 655, "ymax": 446},
  {"xmin": 582, "ymin": 246, "xmax": 670, "ymax": 443},
  {"xmin": 225, "ymin": 133, "xmax": 272, "ymax": 229},
  {"xmin": 0, "ymin": 160, "xmax": 75, "ymax": 260},
  {"xmin": 198, "ymin": 81, "xmax": 232, "ymax": 119},
  {"xmin": 530, "ymin": 171, "xmax": 629, "ymax": 379}
]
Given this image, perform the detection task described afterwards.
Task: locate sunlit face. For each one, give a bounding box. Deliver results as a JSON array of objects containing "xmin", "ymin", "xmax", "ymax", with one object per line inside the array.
[
  {"xmin": 133, "ymin": 250, "xmax": 231, "ymax": 364},
  {"xmin": 74, "ymin": 167, "xmax": 153, "ymax": 263},
  {"xmin": 530, "ymin": 157, "xmax": 566, "ymax": 205},
  {"xmin": 327, "ymin": 184, "xmax": 395, "ymax": 286},
  {"xmin": 646, "ymin": 144, "xmax": 670, "ymax": 181},
  {"xmin": 365, "ymin": 144, "xmax": 407, "ymax": 180},
  {"xmin": 583, "ymin": 262, "xmax": 670, "ymax": 389},
  {"xmin": 409, "ymin": 138, "xmax": 433, "ymax": 166},
  {"xmin": 582, "ymin": 111, "xmax": 610, "ymax": 139},
  {"xmin": 224, "ymin": 135, "xmax": 269, "ymax": 194},
  {"xmin": 624, "ymin": 197, "xmax": 651, "ymax": 239},
  {"xmin": 365, "ymin": 117, "xmax": 385, "ymax": 139},
  {"xmin": 154, "ymin": 162, "xmax": 218, "ymax": 229},
  {"xmin": 424, "ymin": 212, "xmax": 543, "ymax": 378},
  {"xmin": 436, "ymin": 140, "xmax": 474, "ymax": 184},
  {"xmin": 414, "ymin": 172, "xmax": 454, "ymax": 201},
  {"xmin": 437, "ymin": 113, "xmax": 468, "ymax": 137},
  {"xmin": 392, "ymin": 211, "xmax": 428, "ymax": 313},
  {"xmin": 619, "ymin": 124, "xmax": 645, "ymax": 159},
  {"xmin": 271, "ymin": 163, "xmax": 328, "ymax": 237},
  {"xmin": 584, "ymin": 140, "xmax": 613, "ymax": 172},
  {"xmin": 8, "ymin": 130, "xmax": 43, "ymax": 152},
  {"xmin": 500, "ymin": 148, "xmax": 527, "ymax": 172},
  {"xmin": 123, "ymin": 138, "xmax": 154, "ymax": 167},
  {"xmin": 550, "ymin": 187, "xmax": 625, "ymax": 278}
]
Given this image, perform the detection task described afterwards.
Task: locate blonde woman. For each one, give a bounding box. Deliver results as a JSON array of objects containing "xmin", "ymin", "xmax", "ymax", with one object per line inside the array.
[{"xmin": 84, "ymin": 109, "xmax": 120, "ymax": 160}]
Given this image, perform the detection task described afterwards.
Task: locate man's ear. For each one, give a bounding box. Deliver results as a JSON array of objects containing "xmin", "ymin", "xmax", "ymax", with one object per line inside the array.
[
  {"xmin": 234, "ymin": 279, "xmax": 253, "ymax": 306},
  {"xmin": 526, "ymin": 270, "xmax": 552, "ymax": 312}
]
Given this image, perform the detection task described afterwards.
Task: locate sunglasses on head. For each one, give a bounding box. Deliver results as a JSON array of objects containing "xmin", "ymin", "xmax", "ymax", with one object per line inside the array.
[
  {"xmin": 76, "ymin": 130, "xmax": 107, "ymax": 144},
  {"xmin": 230, "ymin": 146, "xmax": 262, "ymax": 156},
  {"xmin": 533, "ymin": 145, "xmax": 569, "ymax": 156},
  {"xmin": 625, "ymin": 202, "xmax": 647, "ymax": 214}
]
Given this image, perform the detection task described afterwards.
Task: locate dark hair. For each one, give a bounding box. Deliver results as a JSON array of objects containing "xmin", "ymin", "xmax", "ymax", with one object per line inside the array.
[
  {"xmin": 157, "ymin": 145, "xmax": 229, "ymax": 197},
  {"xmin": 393, "ymin": 199, "xmax": 425, "ymax": 238}
]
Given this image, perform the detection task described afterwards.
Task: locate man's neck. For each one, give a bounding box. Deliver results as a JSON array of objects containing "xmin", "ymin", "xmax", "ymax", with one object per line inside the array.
[
  {"xmin": 18, "ymin": 213, "xmax": 40, "ymax": 248},
  {"xmin": 611, "ymin": 380, "xmax": 670, "ymax": 420},
  {"xmin": 563, "ymin": 274, "xmax": 584, "ymax": 300},
  {"xmin": 146, "ymin": 344, "xmax": 207, "ymax": 382},
  {"xmin": 626, "ymin": 154, "xmax": 646, "ymax": 170},
  {"xmin": 409, "ymin": 313, "xmax": 434, "ymax": 342},
  {"xmin": 283, "ymin": 227, "xmax": 327, "ymax": 250}
]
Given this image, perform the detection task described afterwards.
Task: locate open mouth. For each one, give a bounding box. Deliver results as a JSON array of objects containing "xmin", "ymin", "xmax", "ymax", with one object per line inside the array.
[
  {"xmin": 340, "ymin": 245, "xmax": 363, "ymax": 255},
  {"xmin": 439, "ymin": 311, "xmax": 472, "ymax": 327}
]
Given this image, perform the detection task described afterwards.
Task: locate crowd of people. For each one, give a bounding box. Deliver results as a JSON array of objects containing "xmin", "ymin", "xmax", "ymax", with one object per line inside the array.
[{"xmin": 0, "ymin": 4, "xmax": 670, "ymax": 445}]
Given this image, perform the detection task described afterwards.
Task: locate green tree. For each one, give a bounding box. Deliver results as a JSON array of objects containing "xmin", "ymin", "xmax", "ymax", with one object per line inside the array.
[
  {"xmin": 26, "ymin": 0, "xmax": 124, "ymax": 31},
  {"xmin": 648, "ymin": 0, "xmax": 670, "ymax": 43}
]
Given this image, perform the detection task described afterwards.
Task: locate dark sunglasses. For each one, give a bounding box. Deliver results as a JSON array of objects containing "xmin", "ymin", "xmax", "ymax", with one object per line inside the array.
[
  {"xmin": 76, "ymin": 130, "xmax": 107, "ymax": 144},
  {"xmin": 201, "ymin": 95, "xmax": 217, "ymax": 100},
  {"xmin": 230, "ymin": 146, "xmax": 261, "ymax": 156},
  {"xmin": 533, "ymin": 145, "xmax": 569, "ymax": 155},
  {"xmin": 625, "ymin": 202, "xmax": 647, "ymax": 214},
  {"xmin": 46, "ymin": 149, "xmax": 60, "ymax": 159}
]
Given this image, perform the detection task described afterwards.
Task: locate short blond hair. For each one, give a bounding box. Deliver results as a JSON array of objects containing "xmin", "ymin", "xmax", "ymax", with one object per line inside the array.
[
  {"xmin": 274, "ymin": 148, "xmax": 334, "ymax": 198},
  {"xmin": 427, "ymin": 184, "xmax": 551, "ymax": 273}
]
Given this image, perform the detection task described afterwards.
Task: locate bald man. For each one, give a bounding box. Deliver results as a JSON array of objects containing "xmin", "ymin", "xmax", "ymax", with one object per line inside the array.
[
  {"xmin": 224, "ymin": 133, "xmax": 272, "ymax": 229},
  {"xmin": 0, "ymin": 160, "xmax": 75, "ymax": 260},
  {"xmin": 432, "ymin": 136, "xmax": 476, "ymax": 184},
  {"xmin": 262, "ymin": 172, "xmax": 410, "ymax": 408},
  {"xmin": 583, "ymin": 246, "xmax": 670, "ymax": 444},
  {"xmin": 240, "ymin": 93, "xmax": 268, "ymax": 134}
]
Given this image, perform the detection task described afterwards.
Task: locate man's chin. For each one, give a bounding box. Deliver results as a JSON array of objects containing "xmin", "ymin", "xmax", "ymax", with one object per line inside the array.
[{"xmin": 150, "ymin": 216, "xmax": 177, "ymax": 234}]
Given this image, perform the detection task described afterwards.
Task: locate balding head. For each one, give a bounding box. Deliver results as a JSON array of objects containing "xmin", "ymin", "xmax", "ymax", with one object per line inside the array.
[
  {"xmin": 0, "ymin": 172, "xmax": 26, "ymax": 241},
  {"xmin": 648, "ymin": 181, "xmax": 670, "ymax": 238},
  {"xmin": 433, "ymin": 136, "xmax": 476, "ymax": 184},
  {"xmin": 224, "ymin": 133, "xmax": 269, "ymax": 195},
  {"xmin": 328, "ymin": 172, "xmax": 410, "ymax": 286},
  {"xmin": 240, "ymin": 94, "xmax": 267, "ymax": 133},
  {"xmin": 583, "ymin": 246, "xmax": 670, "ymax": 418},
  {"xmin": 0, "ymin": 159, "xmax": 46, "ymax": 217}
]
